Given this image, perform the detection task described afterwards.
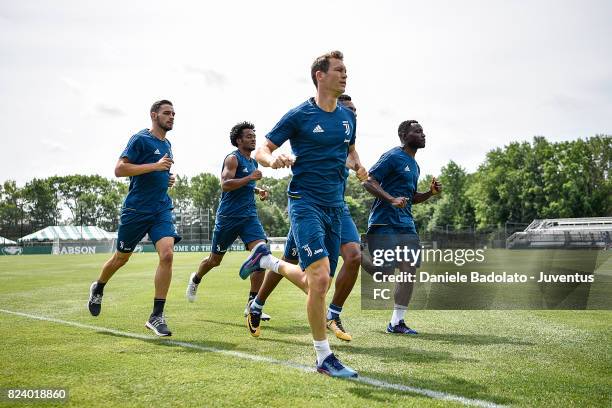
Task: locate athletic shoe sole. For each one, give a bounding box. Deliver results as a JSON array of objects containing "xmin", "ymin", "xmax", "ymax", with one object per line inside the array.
[{"xmin": 145, "ymin": 321, "xmax": 172, "ymax": 337}]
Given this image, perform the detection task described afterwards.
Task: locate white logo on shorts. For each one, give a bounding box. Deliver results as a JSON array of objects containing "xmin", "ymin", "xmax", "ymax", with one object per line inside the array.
[
  {"xmin": 314, "ymin": 248, "xmax": 323, "ymax": 255},
  {"xmin": 291, "ymin": 248, "xmax": 298, "ymax": 257},
  {"xmin": 302, "ymin": 244, "xmax": 313, "ymax": 257}
]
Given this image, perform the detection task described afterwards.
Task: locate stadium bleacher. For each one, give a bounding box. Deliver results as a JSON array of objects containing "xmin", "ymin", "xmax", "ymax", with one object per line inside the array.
[{"xmin": 506, "ymin": 217, "xmax": 612, "ymax": 249}]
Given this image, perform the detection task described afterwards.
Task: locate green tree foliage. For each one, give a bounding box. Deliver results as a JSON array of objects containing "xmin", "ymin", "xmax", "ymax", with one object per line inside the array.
[
  {"xmin": 256, "ymin": 203, "xmax": 289, "ymax": 237},
  {"xmin": 22, "ymin": 178, "xmax": 60, "ymax": 229},
  {"xmin": 190, "ymin": 173, "xmax": 222, "ymax": 213},
  {"xmin": 168, "ymin": 175, "xmax": 192, "ymax": 212},
  {"xmin": 0, "ymin": 180, "xmax": 25, "ymax": 237},
  {"xmin": 0, "ymin": 135, "xmax": 608, "ymax": 240},
  {"xmin": 466, "ymin": 135, "xmax": 610, "ymax": 229},
  {"xmin": 344, "ymin": 174, "xmax": 374, "ymax": 232},
  {"xmin": 427, "ymin": 162, "xmax": 475, "ymax": 231}
]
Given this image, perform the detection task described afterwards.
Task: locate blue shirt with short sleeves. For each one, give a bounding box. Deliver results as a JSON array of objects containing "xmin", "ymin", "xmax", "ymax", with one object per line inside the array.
[
  {"xmin": 217, "ymin": 150, "xmax": 258, "ymax": 218},
  {"xmin": 267, "ymin": 98, "xmax": 356, "ymax": 208},
  {"xmin": 368, "ymin": 147, "xmax": 420, "ymax": 229},
  {"xmin": 120, "ymin": 129, "xmax": 173, "ymax": 214}
]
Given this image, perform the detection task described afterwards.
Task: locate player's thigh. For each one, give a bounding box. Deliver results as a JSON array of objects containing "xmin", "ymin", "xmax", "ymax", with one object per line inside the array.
[
  {"xmin": 305, "ymin": 256, "xmax": 331, "ymax": 291},
  {"xmin": 155, "ymin": 237, "xmax": 175, "ymax": 263},
  {"xmin": 397, "ymin": 230, "xmax": 421, "ymax": 267},
  {"xmin": 340, "ymin": 241, "xmax": 361, "ymax": 266}
]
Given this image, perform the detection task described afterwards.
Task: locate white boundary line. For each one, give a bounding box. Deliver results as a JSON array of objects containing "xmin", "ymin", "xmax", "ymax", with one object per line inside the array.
[{"xmin": 1, "ymin": 309, "xmax": 507, "ymax": 408}]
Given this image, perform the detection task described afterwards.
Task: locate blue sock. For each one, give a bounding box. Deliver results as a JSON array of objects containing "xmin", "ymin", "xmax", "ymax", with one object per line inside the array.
[
  {"xmin": 327, "ymin": 303, "xmax": 342, "ymax": 320},
  {"xmin": 250, "ymin": 297, "xmax": 265, "ymax": 315}
]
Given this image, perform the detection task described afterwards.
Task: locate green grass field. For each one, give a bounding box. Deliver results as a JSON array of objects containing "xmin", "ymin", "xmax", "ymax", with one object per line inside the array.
[{"xmin": 1, "ymin": 252, "xmax": 610, "ymax": 407}]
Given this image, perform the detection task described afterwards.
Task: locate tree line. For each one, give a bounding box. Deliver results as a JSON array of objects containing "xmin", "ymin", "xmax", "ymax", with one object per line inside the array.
[{"xmin": 1, "ymin": 135, "xmax": 609, "ymax": 240}]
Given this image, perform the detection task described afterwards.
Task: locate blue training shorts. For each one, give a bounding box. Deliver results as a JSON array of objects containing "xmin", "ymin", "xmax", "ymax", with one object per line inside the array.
[
  {"xmin": 365, "ymin": 225, "xmax": 421, "ymax": 268},
  {"xmin": 212, "ymin": 215, "xmax": 267, "ymax": 255},
  {"xmin": 116, "ymin": 209, "xmax": 181, "ymax": 253},
  {"xmin": 287, "ymin": 198, "xmax": 342, "ymax": 276},
  {"xmin": 284, "ymin": 203, "xmax": 360, "ymax": 266}
]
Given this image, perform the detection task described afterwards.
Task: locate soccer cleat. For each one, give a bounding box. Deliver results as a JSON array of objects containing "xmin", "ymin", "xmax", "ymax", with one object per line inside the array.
[
  {"xmin": 316, "ymin": 353, "xmax": 358, "ymax": 378},
  {"xmin": 186, "ymin": 272, "xmax": 199, "ymax": 302},
  {"xmin": 327, "ymin": 317, "xmax": 352, "ymax": 342},
  {"xmin": 386, "ymin": 320, "xmax": 418, "ymax": 335},
  {"xmin": 247, "ymin": 311, "xmax": 261, "ymax": 337},
  {"xmin": 238, "ymin": 242, "xmax": 271, "ymax": 280},
  {"xmin": 244, "ymin": 299, "xmax": 271, "ymax": 321},
  {"xmin": 88, "ymin": 281, "xmax": 103, "ymax": 316},
  {"xmin": 145, "ymin": 314, "xmax": 172, "ymax": 337}
]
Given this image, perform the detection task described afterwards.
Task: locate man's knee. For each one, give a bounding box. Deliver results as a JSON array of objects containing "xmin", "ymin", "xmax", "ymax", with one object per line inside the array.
[
  {"xmin": 113, "ymin": 252, "xmax": 131, "ymax": 267},
  {"xmin": 159, "ymin": 250, "xmax": 173, "ymax": 265},
  {"xmin": 204, "ymin": 253, "xmax": 223, "ymax": 268},
  {"xmin": 342, "ymin": 244, "xmax": 361, "ymax": 268},
  {"xmin": 307, "ymin": 260, "xmax": 331, "ymax": 296}
]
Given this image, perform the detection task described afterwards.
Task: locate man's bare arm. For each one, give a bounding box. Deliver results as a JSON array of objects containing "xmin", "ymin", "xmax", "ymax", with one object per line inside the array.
[
  {"xmin": 346, "ymin": 144, "xmax": 368, "ymax": 181},
  {"xmin": 221, "ymin": 155, "xmax": 262, "ymax": 192},
  {"xmin": 362, "ymin": 176, "xmax": 408, "ymax": 208},
  {"xmin": 255, "ymin": 140, "xmax": 295, "ymax": 169},
  {"xmin": 114, "ymin": 154, "xmax": 173, "ymax": 177},
  {"xmin": 413, "ymin": 177, "xmax": 442, "ymax": 204}
]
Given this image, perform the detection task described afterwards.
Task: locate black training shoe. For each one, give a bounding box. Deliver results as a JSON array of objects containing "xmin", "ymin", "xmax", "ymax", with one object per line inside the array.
[
  {"xmin": 145, "ymin": 314, "xmax": 172, "ymax": 337},
  {"xmin": 88, "ymin": 281, "xmax": 103, "ymax": 316}
]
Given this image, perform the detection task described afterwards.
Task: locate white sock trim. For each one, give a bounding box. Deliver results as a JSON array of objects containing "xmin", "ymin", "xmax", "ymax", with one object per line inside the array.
[
  {"xmin": 260, "ymin": 254, "xmax": 280, "ymax": 273},
  {"xmin": 391, "ymin": 304, "xmax": 407, "ymax": 326},
  {"xmin": 313, "ymin": 339, "xmax": 332, "ymax": 366}
]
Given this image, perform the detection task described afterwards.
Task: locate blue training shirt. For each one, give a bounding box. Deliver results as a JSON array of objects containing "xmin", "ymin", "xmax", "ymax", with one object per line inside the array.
[
  {"xmin": 217, "ymin": 150, "xmax": 258, "ymax": 218},
  {"xmin": 120, "ymin": 129, "xmax": 173, "ymax": 214},
  {"xmin": 267, "ymin": 98, "xmax": 356, "ymax": 208},
  {"xmin": 367, "ymin": 147, "xmax": 420, "ymax": 229}
]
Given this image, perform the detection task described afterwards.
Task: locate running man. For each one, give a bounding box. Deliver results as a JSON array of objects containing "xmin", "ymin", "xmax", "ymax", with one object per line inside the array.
[
  {"xmin": 88, "ymin": 99, "xmax": 181, "ymax": 337},
  {"xmin": 248, "ymin": 94, "xmax": 364, "ymax": 342},
  {"xmin": 185, "ymin": 122, "xmax": 270, "ymax": 317},
  {"xmin": 238, "ymin": 51, "xmax": 366, "ymax": 378},
  {"xmin": 363, "ymin": 120, "xmax": 442, "ymax": 334}
]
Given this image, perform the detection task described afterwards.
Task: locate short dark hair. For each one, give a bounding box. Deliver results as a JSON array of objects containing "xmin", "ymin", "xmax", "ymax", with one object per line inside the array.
[
  {"xmin": 398, "ymin": 120, "xmax": 419, "ymax": 136},
  {"xmin": 338, "ymin": 94, "xmax": 352, "ymax": 102},
  {"xmin": 150, "ymin": 99, "xmax": 173, "ymax": 113},
  {"xmin": 310, "ymin": 50, "xmax": 344, "ymax": 88},
  {"xmin": 230, "ymin": 121, "xmax": 255, "ymax": 147}
]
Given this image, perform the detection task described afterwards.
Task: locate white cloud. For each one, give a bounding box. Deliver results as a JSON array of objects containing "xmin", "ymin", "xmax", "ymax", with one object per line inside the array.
[{"xmin": 0, "ymin": 0, "xmax": 610, "ymax": 185}]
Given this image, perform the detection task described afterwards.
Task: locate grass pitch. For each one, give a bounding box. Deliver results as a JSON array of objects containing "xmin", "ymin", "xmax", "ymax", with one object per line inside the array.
[{"xmin": 0, "ymin": 252, "xmax": 610, "ymax": 407}]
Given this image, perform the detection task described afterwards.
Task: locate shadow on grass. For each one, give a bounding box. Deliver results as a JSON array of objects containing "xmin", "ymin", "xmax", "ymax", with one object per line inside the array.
[
  {"xmin": 256, "ymin": 336, "xmax": 477, "ymax": 365},
  {"xmin": 96, "ymin": 331, "xmax": 240, "ymax": 352},
  {"xmin": 346, "ymin": 371, "xmax": 514, "ymax": 406},
  {"xmin": 196, "ymin": 317, "xmax": 312, "ymax": 335},
  {"xmin": 414, "ymin": 332, "xmax": 535, "ymax": 346},
  {"xmin": 94, "ymin": 326, "xmax": 513, "ymax": 405}
]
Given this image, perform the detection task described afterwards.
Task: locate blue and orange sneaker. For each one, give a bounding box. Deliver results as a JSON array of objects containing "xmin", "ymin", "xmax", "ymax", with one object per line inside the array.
[
  {"xmin": 386, "ymin": 320, "xmax": 418, "ymax": 335},
  {"xmin": 239, "ymin": 242, "xmax": 271, "ymax": 280},
  {"xmin": 316, "ymin": 353, "xmax": 358, "ymax": 378}
]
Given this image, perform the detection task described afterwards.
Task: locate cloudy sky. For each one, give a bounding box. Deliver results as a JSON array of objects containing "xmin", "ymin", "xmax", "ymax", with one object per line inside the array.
[{"xmin": 1, "ymin": 0, "xmax": 610, "ymax": 185}]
